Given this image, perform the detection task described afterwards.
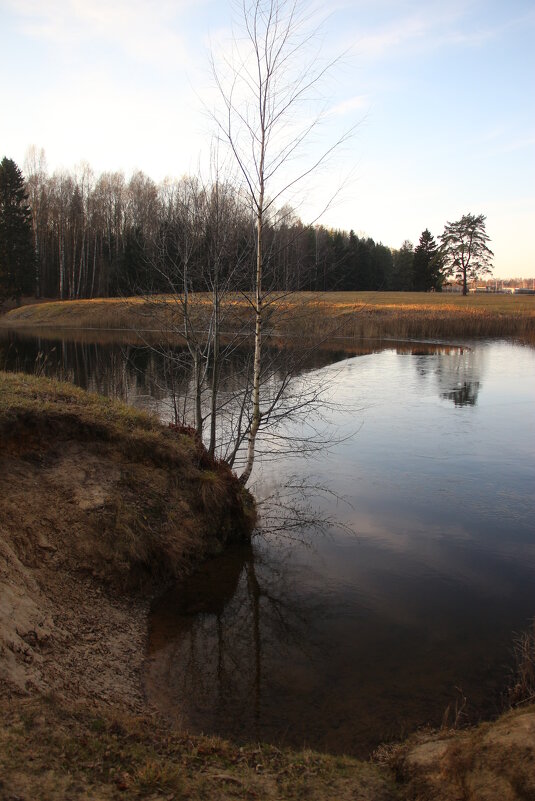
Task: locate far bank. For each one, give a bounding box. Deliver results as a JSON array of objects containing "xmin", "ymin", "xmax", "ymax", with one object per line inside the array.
[{"xmin": 2, "ymin": 291, "xmax": 535, "ymax": 344}]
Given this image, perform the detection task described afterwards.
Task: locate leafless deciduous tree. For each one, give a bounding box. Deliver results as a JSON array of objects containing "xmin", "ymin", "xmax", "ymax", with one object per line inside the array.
[
  {"xmin": 136, "ymin": 163, "xmax": 255, "ymax": 461},
  {"xmin": 211, "ymin": 0, "xmax": 353, "ymax": 484}
]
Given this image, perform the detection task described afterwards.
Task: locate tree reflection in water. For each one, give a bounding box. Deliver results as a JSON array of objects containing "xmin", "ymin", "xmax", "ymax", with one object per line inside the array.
[
  {"xmin": 413, "ymin": 346, "xmax": 485, "ymax": 407},
  {"xmin": 442, "ymin": 380, "xmax": 480, "ymax": 407},
  {"xmin": 145, "ymin": 538, "xmax": 328, "ymax": 746}
]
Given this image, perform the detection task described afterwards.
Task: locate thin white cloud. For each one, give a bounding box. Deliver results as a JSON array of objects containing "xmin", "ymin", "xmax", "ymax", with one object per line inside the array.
[
  {"xmin": 19, "ymin": 64, "xmax": 203, "ymax": 179},
  {"xmin": 338, "ymin": 2, "xmax": 535, "ymax": 64},
  {"xmin": 503, "ymin": 135, "xmax": 535, "ymax": 153},
  {"xmin": 327, "ymin": 95, "xmax": 369, "ymax": 117},
  {"xmin": 3, "ymin": 0, "xmax": 195, "ymax": 69},
  {"xmin": 444, "ymin": 28, "xmax": 495, "ymax": 47},
  {"xmin": 482, "ymin": 135, "xmax": 535, "ymax": 158},
  {"xmin": 353, "ymin": 16, "xmax": 428, "ymax": 60}
]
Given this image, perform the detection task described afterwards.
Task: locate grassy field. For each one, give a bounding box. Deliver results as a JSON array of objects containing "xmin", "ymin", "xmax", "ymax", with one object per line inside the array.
[
  {"xmin": 306, "ymin": 291, "xmax": 535, "ymax": 313},
  {"xmin": 2, "ymin": 291, "xmax": 534, "ymax": 345}
]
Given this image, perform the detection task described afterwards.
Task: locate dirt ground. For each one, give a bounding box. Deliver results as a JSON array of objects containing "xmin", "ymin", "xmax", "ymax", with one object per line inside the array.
[
  {"xmin": 0, "ymin": 372, "xmax": 253, "ymax": 713},
  {"xmin": 0, "ymin": 441, "xmax": 149, "ymax": 711}
]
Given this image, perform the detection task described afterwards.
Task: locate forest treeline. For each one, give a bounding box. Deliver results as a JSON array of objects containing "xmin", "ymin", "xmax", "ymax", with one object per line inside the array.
[{"xmin": 2, "ymin": 150, "xmax": 447, "ymax": 301}]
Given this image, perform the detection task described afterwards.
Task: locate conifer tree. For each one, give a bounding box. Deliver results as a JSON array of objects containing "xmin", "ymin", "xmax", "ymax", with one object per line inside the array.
[
  {"xmin": 413, "ymin": 229, "xmax": 443, "ymax": 291},
  {"xmin": 391, "ymin": 240, "xmax": 414, "ymax": 291},
  {"xmin": 0, "ymin": 157, "xmax": 35, "ymax": 303},
  {"xmin": 439, "ymin": 213, "xmax": 493, "ymax": 295}
]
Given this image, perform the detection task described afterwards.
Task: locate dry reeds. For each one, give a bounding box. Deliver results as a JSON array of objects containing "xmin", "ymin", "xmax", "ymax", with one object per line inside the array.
[
  {"xmin": 3, "ymin": 292, "xmax": 534, "ymax": 345},
  {"xmin": 508, "ymin": 619, "xmax": 535, "ymax": 707},
  {"xmin": 281, "ymin": 296, "xmax": 535, "ymax": 344}
]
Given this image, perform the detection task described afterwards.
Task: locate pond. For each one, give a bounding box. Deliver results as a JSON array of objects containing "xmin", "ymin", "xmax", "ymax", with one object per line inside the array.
[{"xmin": 2, "ymin": 328, "xmax": 534, "ymax": 756}]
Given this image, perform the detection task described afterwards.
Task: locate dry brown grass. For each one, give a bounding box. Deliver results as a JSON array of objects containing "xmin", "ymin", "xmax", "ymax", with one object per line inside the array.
[
  {"xmin": 509, "ymin": 619, "xmax": 535, "ymax": 708},
  {"xmin": 0, "ymin": 295, "xmax": 212, "ymax": 332},
  {"xmin": 390, "ymin": 705, "xmax": 535, "ymax": 801},
  {"xmin": 2, "ymin": 694, "xmax": 534, "ymax": 801},
  {"xmin": 3, "ymin": 292, "xmax": 534, "ymax": 344},
  {"xmin": 0, "ymin": 695, "xmax": 399, "ymax": 801},
  {"xmin": 283, "ymin": 293, "xmax": 535, "ymax": 344}
]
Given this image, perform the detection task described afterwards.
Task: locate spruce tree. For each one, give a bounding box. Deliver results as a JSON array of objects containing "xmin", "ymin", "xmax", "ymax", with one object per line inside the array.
[
  {"xmin": 0, "ymin": 157, "xmax": 35, "ymax": 303},
  {"xmin": 390, "ymin": 240, "xmax": 414, "ymax": 291},
  {"xmin": 413, "ymin": 229, "xmax": 443, "ymax": 291}
]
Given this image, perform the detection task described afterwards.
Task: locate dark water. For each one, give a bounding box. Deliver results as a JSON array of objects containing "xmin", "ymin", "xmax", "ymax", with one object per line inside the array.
[{"xmin": 2, "ymin": 328, "xmax": 534, "ymax": 756}]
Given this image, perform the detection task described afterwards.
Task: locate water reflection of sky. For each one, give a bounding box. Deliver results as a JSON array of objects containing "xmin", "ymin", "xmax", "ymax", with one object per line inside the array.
[{"xmin": 143, "ymin": 341, "xmax": 535, "ymax": 755}]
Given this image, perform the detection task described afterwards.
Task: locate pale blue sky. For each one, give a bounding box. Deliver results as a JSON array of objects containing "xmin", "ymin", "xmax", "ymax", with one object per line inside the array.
[{"xmin": 1, "ymin": 0, "xmax": 534, "ymax": 277}]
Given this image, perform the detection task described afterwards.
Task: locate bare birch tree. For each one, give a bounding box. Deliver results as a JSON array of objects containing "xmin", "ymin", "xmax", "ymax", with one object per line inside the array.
[
  {"xmin": 211, "ymin": 0, "xmax": 352, "ymax": 484},
  {"xmin": 24, "ymin": 146, "xmax": 48, "ymax": 297}
]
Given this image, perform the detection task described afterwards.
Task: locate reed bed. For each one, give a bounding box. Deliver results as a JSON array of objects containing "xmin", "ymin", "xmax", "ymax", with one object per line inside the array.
[
  {"xmin": 2, "ymin": 292, "xmax": 534, "ymax": 344},
  {"xmin": 291, "ymin": 302, "xmax": 535, "ymax": 344}
]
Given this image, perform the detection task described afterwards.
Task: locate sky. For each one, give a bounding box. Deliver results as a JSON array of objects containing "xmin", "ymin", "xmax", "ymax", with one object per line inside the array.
[{"xmin": 1, "ymin": 0, "xmax": 534, "ymax": 278}]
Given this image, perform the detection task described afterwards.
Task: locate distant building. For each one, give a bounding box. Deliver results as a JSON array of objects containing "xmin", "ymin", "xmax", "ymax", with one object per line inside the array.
[{"xmin": 444, "ymin": 279, "xmax": 535, "ymax": 294}]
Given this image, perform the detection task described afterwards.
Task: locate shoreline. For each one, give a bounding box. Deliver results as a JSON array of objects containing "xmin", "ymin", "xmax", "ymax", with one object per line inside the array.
[
  {"xmin": 2, "ymin": 292, "xmax": 534, "ymax": 346},
  {"xmin": 0, "ymin": 372, "xmax": 254, "ymax": 707}
]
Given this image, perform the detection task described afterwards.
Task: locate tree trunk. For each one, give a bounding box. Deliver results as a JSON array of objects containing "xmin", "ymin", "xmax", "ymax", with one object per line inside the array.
[
  {"xmin": 240, "ymin": 205, "xmax": 263, "ymax": 486},
  {"xmin": 209, "ymin": 278, "xmax": 220, "ymax": 457},
  {"xmin": 194, "ymin": 349, "xmax": 203, "ymax": 438},
  {"xmin": 59, "ymin": 226, "xmax": 65, "ymax": 299}
]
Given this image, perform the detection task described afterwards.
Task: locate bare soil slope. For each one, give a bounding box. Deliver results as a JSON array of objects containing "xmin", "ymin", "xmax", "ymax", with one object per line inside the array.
[
  {"xmin": 394, "ymin": 707, "xmax": 535, "ymax": 801},
  {"xmin": 0, "ymin": 372, "xmax": 253, "ymax": 707}
]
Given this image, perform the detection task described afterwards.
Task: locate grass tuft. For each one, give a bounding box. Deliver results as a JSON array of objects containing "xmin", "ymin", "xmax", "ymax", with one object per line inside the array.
[{"xmin": 132, "ymin": 758, "xmax": 183, "ymax": 793}]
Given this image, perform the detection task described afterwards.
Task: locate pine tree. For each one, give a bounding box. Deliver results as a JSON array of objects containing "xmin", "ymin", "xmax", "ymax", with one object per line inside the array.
[
  {"xmin": 0, "ymin": 157, "xmax": 35, "ymax": 303},
  {"xmin": 413, "ymin": 229, "xmax": 443, "ymax": 291},
  {"xmin": 439, "ymin": 213, "xmax": 493, "ymax": 295}
]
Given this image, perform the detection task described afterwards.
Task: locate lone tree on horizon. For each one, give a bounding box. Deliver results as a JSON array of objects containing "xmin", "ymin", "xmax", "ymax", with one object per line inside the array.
[{"xmin": 439, "ymin": 213, "xmax": 493, "ymax": 295}]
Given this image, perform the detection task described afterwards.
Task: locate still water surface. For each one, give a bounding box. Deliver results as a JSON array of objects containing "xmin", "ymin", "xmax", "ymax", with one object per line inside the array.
[{"xmin": 2, "ymin": 329, "xmax": 534, "ymax": 755}]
